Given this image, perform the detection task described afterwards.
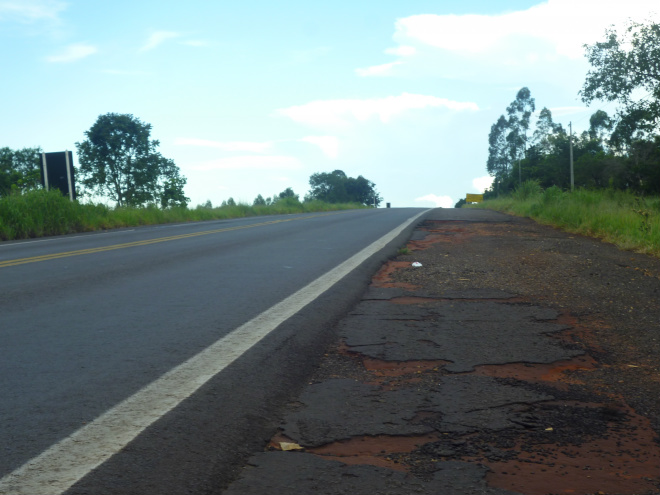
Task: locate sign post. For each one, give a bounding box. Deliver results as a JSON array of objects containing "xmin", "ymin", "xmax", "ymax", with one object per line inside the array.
[{"xmin": 40, "ymin": 151, "xmax": 76, "ymax": 201}]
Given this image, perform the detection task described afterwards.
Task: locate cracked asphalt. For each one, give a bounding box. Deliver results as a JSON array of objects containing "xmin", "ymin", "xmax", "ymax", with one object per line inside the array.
[{"xmin": 222, "ymin": 208, "xmax": 660, "ymax": 495}]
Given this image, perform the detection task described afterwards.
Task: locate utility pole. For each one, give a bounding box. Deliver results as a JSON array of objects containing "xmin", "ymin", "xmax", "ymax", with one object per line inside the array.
[{"xmin": 569, "ymin": 122, "xmax": 574, "ymax": 192}]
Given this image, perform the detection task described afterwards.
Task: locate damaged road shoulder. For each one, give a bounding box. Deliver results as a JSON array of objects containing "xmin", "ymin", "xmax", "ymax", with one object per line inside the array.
[{"xmin": 222, "ymin": 209, "xmax": 660, "ymax": 495}]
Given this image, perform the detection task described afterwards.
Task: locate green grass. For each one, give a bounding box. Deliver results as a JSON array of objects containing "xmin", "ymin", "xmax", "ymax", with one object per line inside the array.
[
  {"xmin": 0, "ymin": 190, "xmax": 367, "ymax": 241},
  {"xmin": 470, "ymin": 182, "xmax": 660, "ymax": 257}
]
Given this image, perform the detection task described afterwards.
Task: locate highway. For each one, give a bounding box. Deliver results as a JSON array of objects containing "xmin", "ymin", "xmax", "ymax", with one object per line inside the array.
[{"xmin": 0, "ymin": 207, "xmax": 429, "ymax": 494}]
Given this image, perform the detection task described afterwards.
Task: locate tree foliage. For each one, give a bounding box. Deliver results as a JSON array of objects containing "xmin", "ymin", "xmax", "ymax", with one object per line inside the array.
[
  {"xmin": 487, "ymin": 88, "xmax": 536, "ymax": 187},
  {"xmin": 277, "ymin": 187, "xmax": 299, "ymax": 201},
  {"xmin": 580, "ymin": 20, "xmax": 660, "ymax": 146},
  {"xmin": 485, "ymin": 92, "xmax": 660, "ymax": 195},
  {"xmin": 76, "ymin": 113, "xmax": 188, "ymax": 207},
  {"xmin": 0, "ymin": 147, "xmax": 42, "ymax": 196},
  {"xmin": 506, "ymin": 87, "xmax": 536, "ymax": 164},
  {"xmin": 483, "ymin": 25, "xmax": 660, "ymax": 199},
  {"xmin": 307, "ymin": 169, "xmax": 381, "ymax": 206},
  {"xmin": 486, "ymin": 115, "xmax": 511, "ymax": 181}
]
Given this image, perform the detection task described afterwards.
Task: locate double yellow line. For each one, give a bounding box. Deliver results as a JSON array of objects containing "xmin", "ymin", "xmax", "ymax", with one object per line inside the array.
[{"xmin": 0, "ymin": 213, "xmax": 338, "ymax": 269}]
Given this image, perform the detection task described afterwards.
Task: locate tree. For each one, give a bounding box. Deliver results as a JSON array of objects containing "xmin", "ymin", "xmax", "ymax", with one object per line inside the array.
[
  {"xmin": 506, "ymin": 87, "xmax": 536, "ymax": 183},
  {"xmin": 486, "ymin": 88, "xmax": 536, "ymax": 191},
  {"xmin": 588, "ymin": 110, "xmax": 613, "ymax": 146},
  {"xmin": 346, "ymin": 175, "xmax": 380, "ymax": 206},
  {"xmin": 253, "ymin": 194, "xmax": 266, "ymax": 206},
  {"xmin": 76, "ymin": 113, "xmax": 188, "ymax": 207},
  {"xmin": 0, "ymin": 147, "xmax": 42, "ymax": 196},
  {"xmin": 159, "ymin": 160, "xmax": 189, "ymax": 208},
  {"xmin": 277, "ymin": 187, "xmax": 299, "ymax": 201},
  {"xmin": 486, "ymin": 115, "xmax": 511, "ymax": 185},
  {"xmin": 308, "ymin": 170, "xmax": 349, "ymax": 203},
  {"xmin": 531, "ymin": 107, "xmax": 561, "ymax": 155},
  {"xmin": 580, "ymin": 21, "xmax": 660, "ymax": 146},
  {"xmin": 307, "ymin": 170, "xmax": 381, "ymax": 206}
]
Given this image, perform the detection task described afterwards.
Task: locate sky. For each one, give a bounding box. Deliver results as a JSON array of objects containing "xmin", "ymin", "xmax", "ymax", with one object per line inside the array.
[{"xmin": 1, "ymin": 0, "xmax": 658, "ymax": 208}]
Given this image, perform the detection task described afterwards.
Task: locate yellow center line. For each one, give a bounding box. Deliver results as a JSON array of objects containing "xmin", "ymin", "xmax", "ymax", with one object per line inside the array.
[{"xmin": 0, "ymin": 212, "xmax": 342, "ymax": 269}]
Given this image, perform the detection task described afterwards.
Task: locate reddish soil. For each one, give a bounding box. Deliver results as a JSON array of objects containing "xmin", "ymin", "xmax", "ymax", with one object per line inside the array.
[
  {"xmin": 371, "ymin": 261, "xmax": 421, "ymax": 289},
  {"xmin": 308, "ymin": 434, "xmax": 441, "ymax": 472}
]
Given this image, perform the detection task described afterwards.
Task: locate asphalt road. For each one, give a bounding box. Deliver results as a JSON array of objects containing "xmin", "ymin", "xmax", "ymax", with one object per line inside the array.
[{"xmin": 0, "ymin": 207, "xmax": 430, "ymax": 495}]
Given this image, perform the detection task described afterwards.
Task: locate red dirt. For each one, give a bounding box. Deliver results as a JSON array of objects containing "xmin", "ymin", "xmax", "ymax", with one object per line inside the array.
[
  {"xmin": 482, "ymin": 404, "xmax": 660, "ymax": 495},
  {"xmin": 308, "ymin": 434, "xmax": 441, "ymax": 472},
  {"xmin": 472, "ymin": 355, "xmax": 598, "ymax": 389},
  {"xmin": 389, "ymin": 296, "xmax": 527, "ymax": 305},
  {"xmin": 361, "ymin": 358, "xmax": 447, "ymax": 377},
  {"xmin": 371, "ymin": 261, "xmax": 421, "ymax": 289}
]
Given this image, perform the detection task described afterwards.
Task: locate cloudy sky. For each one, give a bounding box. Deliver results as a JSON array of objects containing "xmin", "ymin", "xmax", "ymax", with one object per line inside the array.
[{"xmin": 1, "ymin": 0, "xmax": 657, "ymax": 207}]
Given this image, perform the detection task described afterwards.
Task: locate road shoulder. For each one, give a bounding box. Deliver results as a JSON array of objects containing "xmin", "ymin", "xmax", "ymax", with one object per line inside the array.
[{"xmin": 223, "ymin": 208, "xmax": 660, "ymax": 495}]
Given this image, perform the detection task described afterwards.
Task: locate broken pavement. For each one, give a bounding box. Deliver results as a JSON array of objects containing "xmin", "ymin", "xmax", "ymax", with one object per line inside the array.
[{"xmin": 223, "ymin": 208, "xmax": 660, "ymax": 495}]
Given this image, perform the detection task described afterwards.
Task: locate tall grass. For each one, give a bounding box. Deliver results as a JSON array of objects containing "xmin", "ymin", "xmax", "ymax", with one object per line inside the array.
[
  {"xmin": 472, "ymin": 182, "xmax": 660, "ymax": 256},
  {"xmin": 0, "ymin": 190, "xmax": 366, "ymax": 241}
]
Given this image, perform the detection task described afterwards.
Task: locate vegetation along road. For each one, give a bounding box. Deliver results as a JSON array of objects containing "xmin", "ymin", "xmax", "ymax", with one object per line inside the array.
[{"xmin": 0, "ymin": 207, "xmax": 428, "ymax": 494}]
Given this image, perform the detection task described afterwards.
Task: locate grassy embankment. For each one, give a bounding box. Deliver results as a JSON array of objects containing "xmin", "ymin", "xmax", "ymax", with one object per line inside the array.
[
  {"xmin": 0, "ymin": 189, "xmax": 365, "ymax": 241},
  {"xmin": 470, "ymin": 182, "xmax": 660, "ymax": 257}
]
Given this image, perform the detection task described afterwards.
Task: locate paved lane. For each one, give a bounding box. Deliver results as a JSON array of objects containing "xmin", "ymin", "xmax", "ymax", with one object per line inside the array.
[{"xmin": 0, "ymin": 208, "xmax": 429, "ymax": 494}]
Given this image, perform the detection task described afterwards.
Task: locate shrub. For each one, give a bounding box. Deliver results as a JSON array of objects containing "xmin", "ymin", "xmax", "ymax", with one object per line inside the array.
[{"xmin": 514, "ymin": 180, "xmax": 542, "ymax": 200}]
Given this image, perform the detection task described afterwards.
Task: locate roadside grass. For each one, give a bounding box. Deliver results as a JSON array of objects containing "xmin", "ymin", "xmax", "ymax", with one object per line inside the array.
[
  {"xmin": 0, "ymin": 190, "xmax": 367, "ymax": 241},
  {"xmin": 471, "ymin": 183, "xmax": 660, "ymax": 256}
]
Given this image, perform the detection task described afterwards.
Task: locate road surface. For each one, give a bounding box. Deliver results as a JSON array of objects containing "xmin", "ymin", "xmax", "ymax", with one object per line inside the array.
[{"xmin": 0, "ymin": 208, "xmax": 429, "ymax": 494}]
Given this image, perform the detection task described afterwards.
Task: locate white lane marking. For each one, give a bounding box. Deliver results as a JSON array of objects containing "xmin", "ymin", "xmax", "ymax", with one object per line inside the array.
[{"xmin": 0, "ymin": 209, "xmax": 429, "ymax": 495}]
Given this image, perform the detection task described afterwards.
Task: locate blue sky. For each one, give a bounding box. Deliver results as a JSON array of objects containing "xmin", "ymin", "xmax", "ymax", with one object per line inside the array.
[{"xmin": 1, "ymin": 1, "xmax": 658, "ymax": 207}]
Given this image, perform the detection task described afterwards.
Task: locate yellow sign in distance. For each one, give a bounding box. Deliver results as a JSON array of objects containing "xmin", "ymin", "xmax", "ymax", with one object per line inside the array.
[{"xmin": 466, "ymin": 193, "xmax": 484, "ymax": 203}]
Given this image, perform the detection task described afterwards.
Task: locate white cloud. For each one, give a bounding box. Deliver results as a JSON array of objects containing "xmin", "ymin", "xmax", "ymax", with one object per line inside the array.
[
  {"xmin": 356, "ymin": 45, "xmax": 416, "ymax": 77},
  {"xmin": 0, "ymin": 0, "xmax": 66, "ymax": 23},
  {"xmin": 472, "ymin": 175, "xmax": 494, "ymax": 193},
  {"xmin": 140, "ymin": 31, "xmax": 181, "ymax": 52},
  {"xmin": 393, "ymin": 1, "xmax": 659, "ymax": 62},
  {"xmin": 415, "ymin": 194, "xmax": 454, "ymax": 208},
  {"xmin": 278, "ymin": 93, "xmax": 478, "ymax": 128},
  {"xmin": 175, "ymin": 137, "xmax": 272, "ymax": 153},
  {"xmin": 192, "ymin": 155, "xmax": 303, "ymax": 171},
  {"xmin": 47, "ymin": 43, "xmax": 97, "ymax": 63},
  {"xmin": 359, "ymin": 1, "xmax": 659, "ymax": 85},
  {"xmin": 299, "ymin": 136, "xmax": 339, "ymax": 158},
  {"xmin": 355, "ymin": 61, "xmax": 402, "ymax": 77}
]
